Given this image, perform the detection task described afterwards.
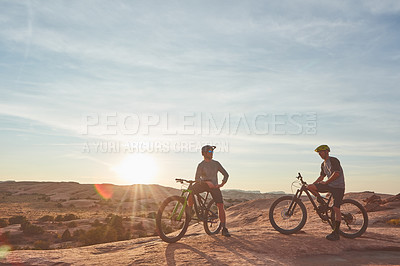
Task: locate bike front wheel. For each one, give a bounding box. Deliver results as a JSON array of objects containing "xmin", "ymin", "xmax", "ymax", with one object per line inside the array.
[
  {"xmin": 335, "ymin": 199, "xmax": 368, "ymax": 238},
  {"xmin": 156, "ymin": 196, "xmax": 190, "ymax": 243},
  {"xmin": 269, "ymin": 195, "xmax": 307, "ymax": 234},
  {"xmin": 203, "ymin": 199, "xmax": 221, "ymax": 235}
]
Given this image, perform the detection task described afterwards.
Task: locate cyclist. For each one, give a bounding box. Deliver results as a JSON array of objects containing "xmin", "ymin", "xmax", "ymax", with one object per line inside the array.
[
  {"xmin": 307, "ymin": 145, "xmax": 345, "ymax": 241},
  {"xmin": 188, "ymin": 145, "xmax": 231, "ymax": 237}
]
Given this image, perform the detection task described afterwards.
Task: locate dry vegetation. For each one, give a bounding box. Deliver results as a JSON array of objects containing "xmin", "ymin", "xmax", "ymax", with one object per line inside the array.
[{"xmin": 0, "ymin": 181, "xmax": 278, "ymax": 250}]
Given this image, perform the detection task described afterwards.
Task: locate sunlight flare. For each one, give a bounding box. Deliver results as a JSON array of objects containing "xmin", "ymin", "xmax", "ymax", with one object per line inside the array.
[{"xmin": 112, "ymin": 154, "xmax": 158, "ymax": 184}]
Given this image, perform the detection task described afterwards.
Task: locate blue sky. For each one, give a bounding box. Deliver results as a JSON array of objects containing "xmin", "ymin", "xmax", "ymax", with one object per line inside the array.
[{"xmin": 1, "ymin": 1, "xmax": 399, "ymax": 194}]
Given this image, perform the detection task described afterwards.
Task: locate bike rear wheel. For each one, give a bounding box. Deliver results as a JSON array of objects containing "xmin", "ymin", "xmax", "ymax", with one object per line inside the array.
[
  {"xmin": 334, "ymin": 199, "xmax": 368, "ymax": 238},
  {"xmin": 156, "ymin": 196, "xmax": 190, "ymax": 243},
  {"xmin": 203, "ymin": 199, "xmax": 221, "ymax": 235},
  {"xmin": 269, "ymin": 195, "xmax": 307, "ymax": 234}
]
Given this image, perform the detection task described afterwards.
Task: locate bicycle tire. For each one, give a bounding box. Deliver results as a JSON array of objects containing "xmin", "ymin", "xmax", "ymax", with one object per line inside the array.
[
  {"xmin": 156, "ymin": 195, "xmax": 190, "ymax": 243},
  {"xmin": 331, "ymin": 198, "xmax": 368, "ymax": 239},
  {"xmin": 203, "ymin": 199, "xmax": 221, "ymax": 235},
  {"xmin": 269, "ymin": 195, "xmax": 307, "ymax": 234}
]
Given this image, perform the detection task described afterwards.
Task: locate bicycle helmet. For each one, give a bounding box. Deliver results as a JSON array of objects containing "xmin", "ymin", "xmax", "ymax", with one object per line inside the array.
[
  {"xmin": 201, "ymin": 145, "xmax": 216, "ymax": 156},
  {"xmin": 315, "ymin": 144, "xmax": 330, "ymax": 152}
]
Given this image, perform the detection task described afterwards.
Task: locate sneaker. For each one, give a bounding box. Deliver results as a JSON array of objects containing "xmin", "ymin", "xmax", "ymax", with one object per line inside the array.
[
  {"xmin": 326, "ymin": 231, "xmax": 340, "ymax": 241},
  {"xmin": 222, "ymin": 227, "xmax": 231, "ymax": 237}
]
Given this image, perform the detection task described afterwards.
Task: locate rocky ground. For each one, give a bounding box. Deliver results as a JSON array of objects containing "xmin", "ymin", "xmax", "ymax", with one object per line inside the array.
[{"xmin": 1, "ymin": 192, "xmax": 400, "ymax": 265}]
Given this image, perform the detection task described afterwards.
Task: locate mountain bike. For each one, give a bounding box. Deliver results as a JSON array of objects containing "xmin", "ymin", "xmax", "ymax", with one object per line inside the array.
[
  {"xmin": 156, "ymin": 178, "xmax": 221, "ymax": 243},
  {"xmin": 269, "ymin": 173, "xmax": 368, "ymax": 238}
]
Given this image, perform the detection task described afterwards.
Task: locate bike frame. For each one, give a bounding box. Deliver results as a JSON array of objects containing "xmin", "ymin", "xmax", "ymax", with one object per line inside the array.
[
  {"xmin": 289, "ymin": 174, "xmax": 334, "ymax": 225},
  {"xmin": 171, "ymin": 182, "xmax": 211, "ymax": 221}
]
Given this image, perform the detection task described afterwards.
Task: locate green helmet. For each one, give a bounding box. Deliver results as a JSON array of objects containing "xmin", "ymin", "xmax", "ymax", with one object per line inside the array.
[{"xmin": 315, "ymin": 144, "xmax": 330, "ymax": 152}]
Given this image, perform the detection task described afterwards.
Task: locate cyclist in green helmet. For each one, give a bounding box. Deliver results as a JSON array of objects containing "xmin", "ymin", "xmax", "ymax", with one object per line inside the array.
[
  {"xmin": 307, "ymin": 145, "xmax": 345, "ymax": 241},
  {"xmin": 188, "ymin": 145, "xmax": 231, "ymax": 237}
]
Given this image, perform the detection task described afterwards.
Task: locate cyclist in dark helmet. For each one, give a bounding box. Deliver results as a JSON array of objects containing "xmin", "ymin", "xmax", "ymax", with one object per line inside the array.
[
  {"xmin": 307, "ymin": 145, "xmax": 345, "ymax": 241},
  {"xmin": 188, "ymin": 145, "xmax": 231, "ymax": 237}
]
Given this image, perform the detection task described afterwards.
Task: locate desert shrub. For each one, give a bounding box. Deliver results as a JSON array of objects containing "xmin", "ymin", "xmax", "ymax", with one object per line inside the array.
[
  {"xmin": 62, "ymin": 229, "xmax": 73, "ymax": 241},
  {"xmin": 67, "ymin": 221, "xmax": 78, "ymax": 228},
  {"xmin": 132, "ymin": 221, "xmax": 145, "ymax": 231},
  {"xmin": 56, "ymin": 203, "xmax": 63, "ymax": 208},
  {"xmin": 39, "ymin": 195, "xmax": 51, "ymax": 202},
  {"xmin": 83, "ymin": 226, "xmax": 108, "ymax": 245},
  {"xmin": 92, "ymin": 219, "xmax": 101, "ymax": 227},
  {"xmin": 0, "ymin": 231, "xmax": 10, "ymax": 241},
  {"xmin": 22, "ymin": 223, "xmax": 44, "ymax": 236},
  {"xmin": 72, "ymin": 229, "xmax": 86, "ymax": 240},
  {"xmin": 136, "ymin": 230, "xmax": 147, "ymax": 238},
  {"xmin": 55, "ymin": 214, "xmax": 79, "ymax": 222},
  {"xmin": 161, "ymin": 223, "xmax": 173, "ymax": 234},
  {"xmin": 0, "ymin": 218, "xmax": 9, "ymax": 228},
  {"xmin": 8, "ymin": 216, "xmax": 28, "ymax": 225},
  {"xmin": 38, "ymin": 215, "xmax": 54, "ymax": 222},
  {"xmin": 80, "ymin": 215, "xmax": 129, "ymax": 245},
  {"xmin": 63, "ymin": 214, "xmax": 79, "ymax": 221},
  {"xmin": 387, "ymin": 218, "xmax": 400, "ymax": 226},
  {"xmin": 147, "ymin": 212, "xmax": 156, "ymax": 219},
  {"xmin": 33, "ymin": 240, "xmax": 50, "ymax": 250}
]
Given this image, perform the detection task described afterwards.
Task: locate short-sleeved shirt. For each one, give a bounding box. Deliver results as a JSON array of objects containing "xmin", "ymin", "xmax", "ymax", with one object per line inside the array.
[
  {"xmin": 320, "ymin": 156, "xmax": 345, "ymax": 189},
  {"xmin": 195, "ymin": 160, "xmax": 229, "ymax": 186}
]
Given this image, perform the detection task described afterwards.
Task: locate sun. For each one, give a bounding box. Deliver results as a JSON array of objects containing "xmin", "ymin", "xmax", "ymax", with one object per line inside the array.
[{"xmin": 112, "ymin": 154, "xmax": 158, "ymax": 184}]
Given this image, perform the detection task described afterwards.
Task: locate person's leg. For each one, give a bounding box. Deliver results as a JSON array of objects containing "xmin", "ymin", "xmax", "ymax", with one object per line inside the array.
[
  {"xmin": 211, "ymin": 188, "xmax": 230, "ymax": 236},
  {"xmin": 188, "ymin": 193, "xmax": 194, "ymax": 207},
  {"xmin": 307, "ymin": 184, "xmax": 320, "ymax": 197},
  {"xmin": 188, "ymin": 182, "xmax": 207, "ymax": 208},
  {"xmin": 216, "ymin": 203, "xmax": 226, "ymax": 225},
  {"xmin": 326, "ymin": 188, "xmax": 344, "ymax": 241},
  {"xmin": 309, "ymin": 184, "xmax": 329, "ymax": 205}
]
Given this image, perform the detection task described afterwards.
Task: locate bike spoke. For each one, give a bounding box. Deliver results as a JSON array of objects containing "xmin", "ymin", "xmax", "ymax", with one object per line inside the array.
[
  {"xmin": 339, "ymin": 201, "xmax": 366, "ymax": 237},
  {"xmin": 272, "ymin": 199, "xmax": 304, "ymax": 231}
]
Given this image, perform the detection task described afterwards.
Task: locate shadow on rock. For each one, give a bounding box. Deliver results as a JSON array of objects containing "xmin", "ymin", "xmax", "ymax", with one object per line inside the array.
[{"xmin": 165, "ymin": 242, "xmax": 227, "ymax": 266}]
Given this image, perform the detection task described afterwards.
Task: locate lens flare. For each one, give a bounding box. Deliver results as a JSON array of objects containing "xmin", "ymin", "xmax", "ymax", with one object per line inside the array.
[
  {"xmin": 0, "ymin": 245, "xmax": 11, "ymax": 260},
  {"xmin": 94, "ymin": 184, "xmax": 114, "ymax": 199}
]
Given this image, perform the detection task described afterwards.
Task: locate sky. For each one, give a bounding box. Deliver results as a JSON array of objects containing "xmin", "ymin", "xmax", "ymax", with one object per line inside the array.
[{"xmin": 0, "ymin": 0, "xmax": 399, "ymax": 194}]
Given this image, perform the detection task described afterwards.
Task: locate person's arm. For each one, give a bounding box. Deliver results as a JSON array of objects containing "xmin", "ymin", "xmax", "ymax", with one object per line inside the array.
[
  {"xmin": 321, "ymin": 157, "xmax": 341, "ymax": 185},
  {"xmin": 195, "ymin": 164, "xmax": 201, "ymax": 182},
  {"xmin": 217, "ymin": 162, "xmax": 229, "ymax": 188},
  {"xmin": 314, "ymin": 164, "xmax": 326, "ymax": 184}
]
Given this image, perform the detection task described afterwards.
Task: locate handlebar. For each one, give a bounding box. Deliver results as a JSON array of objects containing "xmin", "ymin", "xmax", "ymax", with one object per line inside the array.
[
  {"xmin": 296, "ymin": 172, "xmax": 307, "ymax": 185},
  {"xmin": 175, "ymin": 178, "xmax": 196, "ymax": 184}
]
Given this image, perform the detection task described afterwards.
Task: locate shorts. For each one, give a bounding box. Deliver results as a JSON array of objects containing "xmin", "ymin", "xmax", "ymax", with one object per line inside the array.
[
  {"xmin": 314, "ymin": 183, "xmax": 345, "ymax": 208},
  {"xmin": 191, "ymin": 182, "xmax": 223, "ymax": 204}
]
